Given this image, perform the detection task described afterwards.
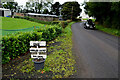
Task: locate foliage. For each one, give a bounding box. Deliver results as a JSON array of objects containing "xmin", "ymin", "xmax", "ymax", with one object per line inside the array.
[
  {"xmin": 61, "ymin": 1, "xmax": 82, "ymax": 20},
  {"xmin": 84, "ymin": 2, "xmax": 120, "ymax": 29},
  {"xmin": 17, "ymin": 58, "xmax": 34, "ymax": 73},
  {"xmin": 50, "ymin": 2, "xmax": 61, "ymax": 16},
  {"xmin": 2, "ymin": 25, "xmax": 62, "ymax": 64},
  {"xmin": 26, "ymin": 2, "xmax": 31, "ymax": 13},
  {"xmin": 2, "ymin": 2, "xmax": 18, "ymax": 16},
  {"xmin": 45, "ymin": 22, "xmax": 76, "ymax": 78},
  {"xmin": 96, "ymin": 24, "xmax": 120, "ymax": 37},
  {"xmin": 43, "ymin": 9, "xmax": 49, "ymax": 14},
  {"xmin": 14, "ymin": 16, "xmax": 52, "ymax": 25},
  {"xmin": 52, "ymin": 21, "xmax": 70, "ymax": 28}
]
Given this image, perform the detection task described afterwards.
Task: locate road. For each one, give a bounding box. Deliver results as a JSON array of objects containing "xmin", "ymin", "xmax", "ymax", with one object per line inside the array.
[{"xmin": 72, "ymin": 22, "xmax": 118, "ymax": 78}]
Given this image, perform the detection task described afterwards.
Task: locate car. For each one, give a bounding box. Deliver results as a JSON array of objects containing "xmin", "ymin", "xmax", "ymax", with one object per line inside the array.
[{"xmin": 84, "ymin": 19, "xmax": 95, "ymax": 29}]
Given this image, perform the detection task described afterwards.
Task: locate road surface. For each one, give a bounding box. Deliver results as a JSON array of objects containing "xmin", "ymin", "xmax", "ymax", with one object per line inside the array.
[{"xmin": 72, "ymin": 22, "xmax": 118, "ymax": 78}]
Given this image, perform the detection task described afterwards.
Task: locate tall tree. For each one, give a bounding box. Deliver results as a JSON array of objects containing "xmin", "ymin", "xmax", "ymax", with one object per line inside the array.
[
  {"xmin": 43, "ymin": 8, "xmax": 49, "ymax": 14},
  {"xmin": 26, "ymin": 2, "xmax": 31, "ymax": 13},
  {"xmin": 61, "ymin": 1, "xmax": 82, "ymax": 20},
  {"xmin": 84, "ymin": 2, "xmax": 120, "ymax": 29},
  {"xmin": 28, "ymin": 0, "xmax": 53, "ymax": 13},
  {"xmin": 51, "ymin": 2, "xmax": 61, "ymax": 16}
]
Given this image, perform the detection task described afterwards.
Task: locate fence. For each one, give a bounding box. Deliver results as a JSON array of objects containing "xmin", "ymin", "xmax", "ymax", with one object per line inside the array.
[{"xmin": 0, "ymin": 26, "xmax": 40, "ymax": 36}]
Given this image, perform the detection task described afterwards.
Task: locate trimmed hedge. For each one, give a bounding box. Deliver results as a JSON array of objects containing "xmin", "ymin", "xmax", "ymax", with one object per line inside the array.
[
  {"xmin": 1, "ymin": 25, "xmax": 62, "ymax": 64},
  {"xmin": 14, "ymin": 16, "xmax": 52, "ymax": 25}
]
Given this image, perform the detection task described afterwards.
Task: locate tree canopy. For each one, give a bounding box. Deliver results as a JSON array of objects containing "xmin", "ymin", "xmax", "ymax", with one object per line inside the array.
[
  {"xmin": 61, "ymin": 1, "xmax": 82, "ymax": 20},
  {"xmin": 50, "ymin": 2, "xmax": 61, "ymax": 16},
  {"xmin": 84, "ymin": 2, "xmax": 120, "ymax": 29}
]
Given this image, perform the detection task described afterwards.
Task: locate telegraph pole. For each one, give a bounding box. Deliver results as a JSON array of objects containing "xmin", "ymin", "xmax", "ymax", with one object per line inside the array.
[{"xmin": 71, "ymin": 6, "xmax": 73, "ymax": 21}]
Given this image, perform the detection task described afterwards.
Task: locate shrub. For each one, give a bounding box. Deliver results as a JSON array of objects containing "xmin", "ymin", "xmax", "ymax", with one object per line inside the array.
[
  {"xmin": 14, "ymin": 16, "xmax": 24, "ymax": 19},
  {"xmin": 2, "ymin": 25, "xmax": 62, "ymax": 64},
  {"xmin": 59, "ymin": 21, "xmax": 68, "ymax": 28},
  {"xmin": 14, "ymin": 16, "xmax": 52, "ymax": 25},
  {"xmin": 66, "ymin": 20, "xmax": 72, "ymax": 23}
]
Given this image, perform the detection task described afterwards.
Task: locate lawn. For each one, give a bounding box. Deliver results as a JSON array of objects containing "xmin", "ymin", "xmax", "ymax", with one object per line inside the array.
[
  {"xmin": 2, "ymin": 17, "xmax": 45, "ymax": 29},
  {"xmin": 1, "ymin": 17, "xmax": 47, "ymax": 36}
]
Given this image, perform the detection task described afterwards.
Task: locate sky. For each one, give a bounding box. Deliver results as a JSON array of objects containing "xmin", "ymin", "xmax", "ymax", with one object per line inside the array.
[{"xmin": 14, "ymin": 0, "xmax": 89, "ymax": 17}]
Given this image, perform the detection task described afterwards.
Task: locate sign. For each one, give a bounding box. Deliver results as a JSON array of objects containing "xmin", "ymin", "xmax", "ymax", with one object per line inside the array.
[{"xmin": 30, "ymin": 41, "xmax": 47, "ymax": 59}]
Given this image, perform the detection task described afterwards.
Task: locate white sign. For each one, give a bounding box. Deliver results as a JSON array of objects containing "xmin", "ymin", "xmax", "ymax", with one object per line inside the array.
[
  {"xmin": 30, "ymin": 41, "xmax": 47, "ymax": 59},
  {"xmin": 30, "ymin": 48, "xmax": 47, "ymax": 53},
  {"xmin": 31, "ymin": 54, "xmax": 47, "ymax": 59},
  {"xmin": 30, "ymin": 41, "xmax": 46, "ymax": 47}
]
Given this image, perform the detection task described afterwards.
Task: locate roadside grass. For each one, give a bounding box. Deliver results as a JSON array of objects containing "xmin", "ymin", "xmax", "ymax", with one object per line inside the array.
[
  {"xmin": 82, "ymin": 18, "xmax": 96, "ymax": 22},
  {"xmin": 45, "ymin": 22, "xmax": 76, "ymax": 78},
  {"xmin": 95, "ymin": 24, "xmax": 120, "ymax": 37},
  {"xmin": 82, "ymin": 18, "xmax": 88, "ymax": 20},
  {"xmin": 15, "ymin": 22, "xmax": 76, "ymax": 78}
]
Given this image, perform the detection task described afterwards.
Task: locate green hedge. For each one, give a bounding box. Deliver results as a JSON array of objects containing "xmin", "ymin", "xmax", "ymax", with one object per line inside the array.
[
  {"xmin": 14, "ymin": 16, "xmax": 52, "ymax": 25},
  {"xmin": 1, "ymin": 25, "xmax": 62, "ymax": 64}
]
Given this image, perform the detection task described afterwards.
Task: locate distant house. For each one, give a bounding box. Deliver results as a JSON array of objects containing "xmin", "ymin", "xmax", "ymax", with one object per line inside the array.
[
  {"xmin": 26, "ymin": 13, "xmax": 59, "ymax": 22},
  {"xmin": 0, "ymin": 8, "xmax": 11, "ymax": 17}
]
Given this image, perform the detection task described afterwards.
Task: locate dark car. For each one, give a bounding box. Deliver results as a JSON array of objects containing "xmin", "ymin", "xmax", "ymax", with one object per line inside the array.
[{"xmin": 84, "ymin": 19, "xmax": 95, "ymax": 29}]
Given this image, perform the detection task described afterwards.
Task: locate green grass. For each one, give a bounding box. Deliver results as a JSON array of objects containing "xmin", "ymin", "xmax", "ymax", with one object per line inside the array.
[
  {"xmin": 1, "ymin": 17, "xmax": 49, "ymax": 36},
  {"xmin": 45, "ymin": 22, "xmax": 76, "ymax": 78},
  {"xmin": 82, "ymin": 18, "xmax": 96, "ymax": 22},
  {"xmin": 82, "ymin": 18, "xmax": 88, "ymax": 20},
  {"xmin": 2, "ymin": 17, "xmax": 44, "ymax": 29},
  {"xmin": 96, "ymin": 24, "xmax": 120, "ymax": 36}
]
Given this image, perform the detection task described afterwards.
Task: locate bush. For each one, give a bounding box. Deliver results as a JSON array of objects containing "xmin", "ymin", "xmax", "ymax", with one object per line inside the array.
[
  {"xmin": 59, "ymin": 21, "xmax": 68, "ymax": 28},
  {"xmin": 66, "ymin": 20, "xmax": 72, "ymax": 23},
  {"xmin": 2, "ymin": 25, "xmax": 62, "ymax": 64},
  {"xmin": 14, "ymin": 16, "xmax": 24, "ymax": 19},
  {"xmin": 14, "ymin": 16, "xmax": 52, "ymax": 25}
]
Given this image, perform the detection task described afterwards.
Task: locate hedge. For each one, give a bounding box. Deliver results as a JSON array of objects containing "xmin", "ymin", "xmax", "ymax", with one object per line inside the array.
[
  {"xmin": 1, "ymin": 25, "xmax": 62, "ymax": 64},
  {"xmin": 14, "ymin": 16, "xmax": 52, "ymax": 25}
]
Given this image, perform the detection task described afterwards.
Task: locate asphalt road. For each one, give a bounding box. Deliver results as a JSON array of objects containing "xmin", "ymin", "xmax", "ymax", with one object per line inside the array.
[{"xmin": 72, "ymin": 22, "xmax": 118, "ymax": 78}]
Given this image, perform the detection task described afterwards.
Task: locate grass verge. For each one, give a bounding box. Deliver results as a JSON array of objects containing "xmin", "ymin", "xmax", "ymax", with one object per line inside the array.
[
  {"xmin": 95, "ymin": 24, "xmax": 120, "ymax": 37},
  {"xmin": 45, "ymin": 22, "xmax": 76, "ymax": 78}
]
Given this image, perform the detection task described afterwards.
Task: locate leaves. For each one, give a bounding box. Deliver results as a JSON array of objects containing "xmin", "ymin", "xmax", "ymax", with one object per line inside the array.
[
  {"xmin": 44, "ymin": 22, "xmax": 76, "ymax": 78},
  {"xmin": 2, "ymin": 24, "xmax": 62, "ymax": 64}
]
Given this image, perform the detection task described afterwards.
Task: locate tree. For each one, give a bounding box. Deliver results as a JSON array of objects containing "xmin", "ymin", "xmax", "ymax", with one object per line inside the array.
[
  {"xmin": 26, "ymin": 2, "xmax": 31, "ymax": 13},
  {"xmin": 2, "ymin": 2, "xmax": 18, "ymax": 17},
  {"xmin": 84, "ymin": 2, "xmax": 120, "ymax": 29},
  {"xmin": 50, "ymin": 2, "xmax": 61, "ymax": 16},
  {"xmin": 28, "ymin": 0, "xmax": 53, "ymax": 13},
  {"xmin": 84, "ymin": 2, "xmax": 111, "ymax": 24},
  {"xmin": 43, "ymin": 9, "xmax": 49, "ymax": 14},
  {"xmin": 38, "ymin": 3, "xmax": 42, "ymax": 13},
  {"xmin": 61, "ymin": 1, "xmax": 82, "ymax": 20}
]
